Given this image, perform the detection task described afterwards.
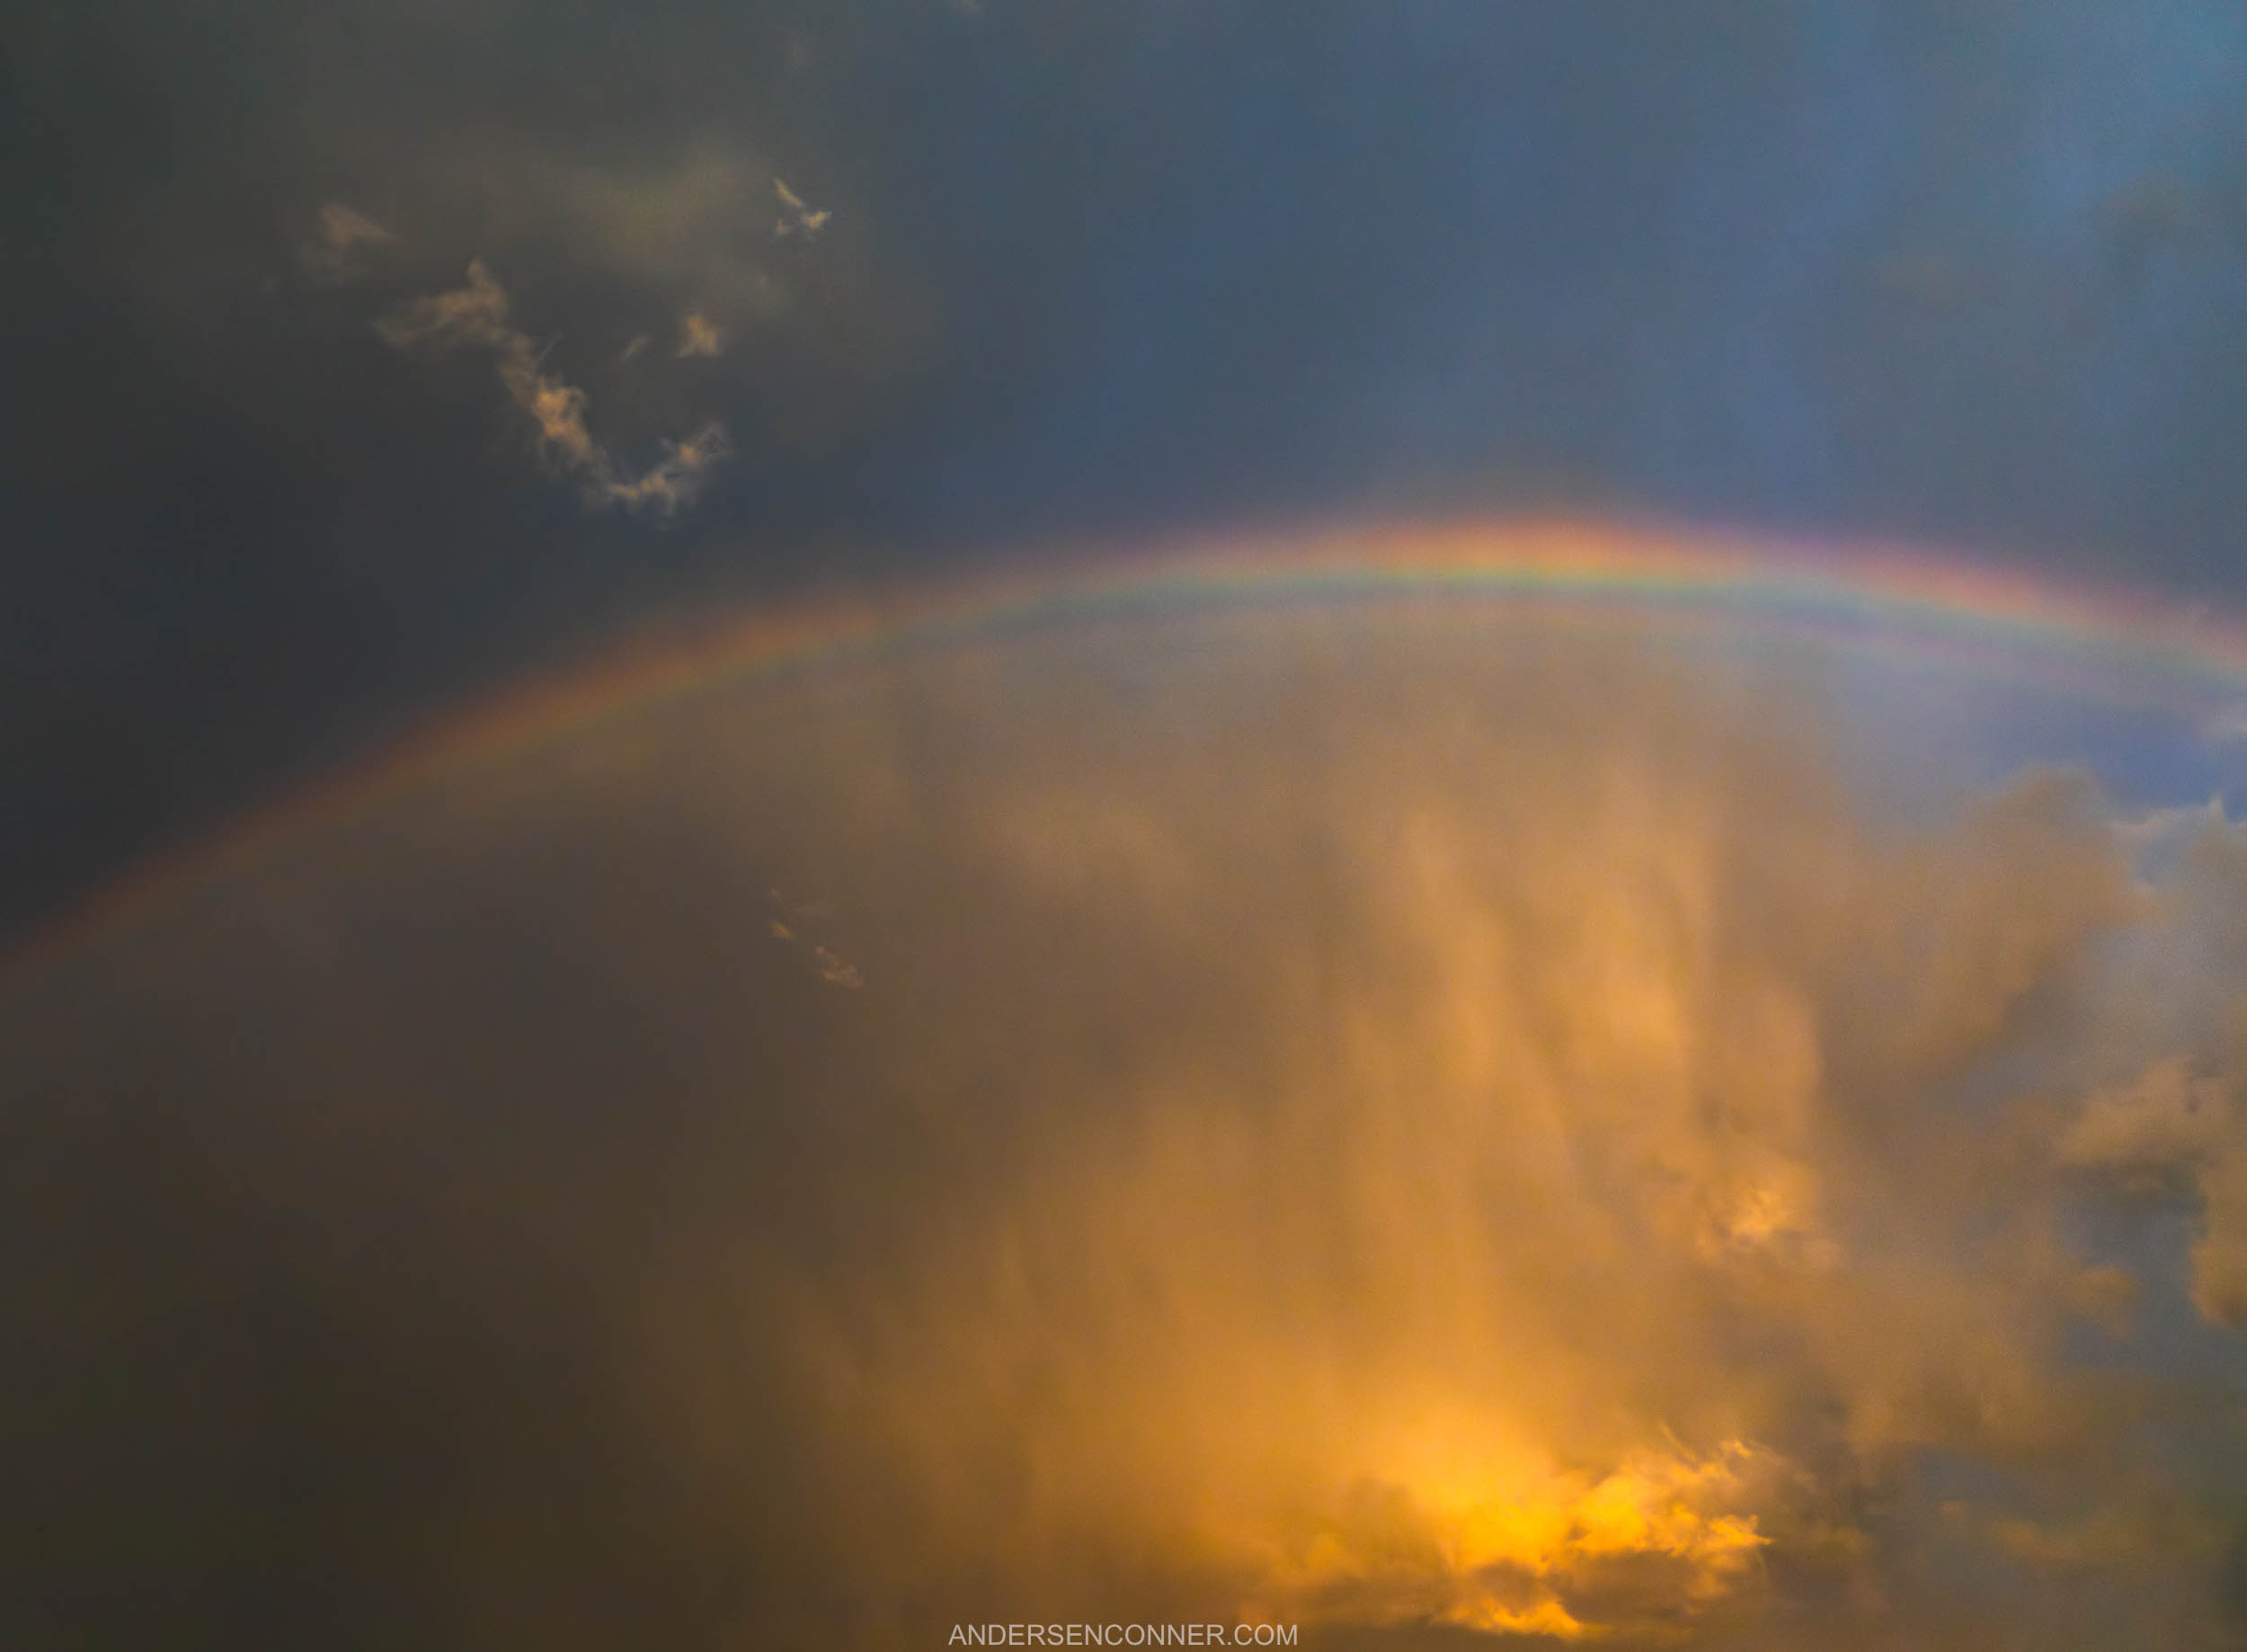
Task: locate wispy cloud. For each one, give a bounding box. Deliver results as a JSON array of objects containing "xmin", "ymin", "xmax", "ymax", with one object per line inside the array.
[
  {"xmin": 377, "ymin": 261, "xmax": 730, "ymax": 514},
  {"xmin": 376, "ymin": 260, "xmax": 602, "ymax": 469},
  {"xmin": 298, "ymin": 201, "xmax": 396, "ymax": 281},
  {"xmin": 774, "ymin": 177, "xmax": 831, "ymax": 241}
]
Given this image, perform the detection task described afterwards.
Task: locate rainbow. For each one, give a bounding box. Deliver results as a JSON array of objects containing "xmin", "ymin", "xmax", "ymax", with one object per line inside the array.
[{"xmin": 9, "ymin": 514, "xmax": 2247, "ymax": 990}]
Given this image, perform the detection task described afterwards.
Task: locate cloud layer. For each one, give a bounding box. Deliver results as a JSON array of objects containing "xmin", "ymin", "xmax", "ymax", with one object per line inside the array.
[{"xmin": 3, "ymin": 608, "xmax": 2245, "ymax": 1648}]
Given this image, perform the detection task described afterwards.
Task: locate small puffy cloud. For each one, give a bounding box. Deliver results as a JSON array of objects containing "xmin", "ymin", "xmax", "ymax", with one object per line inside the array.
[
  {"xmin": 774, "ymin": 176, "xmax": 831, "ymax": 240},
  {"xmin": 377, "ymin": 261, "xmax": 729, "ymax": 514},
  {"xmin": 675, "ymin": 309, "xmax": 726, "ymax": 359},
  {"xmin": 298, "ymin": 201, "xmax": 396, "ymax": 281}
]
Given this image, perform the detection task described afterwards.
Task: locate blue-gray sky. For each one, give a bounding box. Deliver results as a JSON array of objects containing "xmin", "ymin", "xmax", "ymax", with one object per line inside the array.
[{"xmin": 8, "ymin": 0, "xmax": 2247, "ymax": 930}]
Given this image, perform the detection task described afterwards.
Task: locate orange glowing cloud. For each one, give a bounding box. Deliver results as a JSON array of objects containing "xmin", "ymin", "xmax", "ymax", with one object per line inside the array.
[{"xmin": 7, "ymin": 592, "xmax": 2247, "ymax": 1648}]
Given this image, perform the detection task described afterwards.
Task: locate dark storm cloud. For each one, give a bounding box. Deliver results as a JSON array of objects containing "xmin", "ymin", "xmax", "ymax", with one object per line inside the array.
[{"xmin": 5, "ymin": 615, "xmax": 2247, "ymax": 1648}]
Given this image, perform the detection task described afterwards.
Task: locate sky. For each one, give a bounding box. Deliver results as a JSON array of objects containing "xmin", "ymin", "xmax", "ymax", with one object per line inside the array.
[
  {"xmin": 11, "ymin": 4, "xmax": 2247, "ymax": 1648},
  {"xmin": 11, "ymin": 0, "xmax": 2247, "ymax": 938}
]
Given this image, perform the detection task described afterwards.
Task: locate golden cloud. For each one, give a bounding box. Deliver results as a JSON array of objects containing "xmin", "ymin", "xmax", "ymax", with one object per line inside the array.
[{"xmin": 6, "ymin": 608, "xmax": 2247, "ymax": 1647}]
